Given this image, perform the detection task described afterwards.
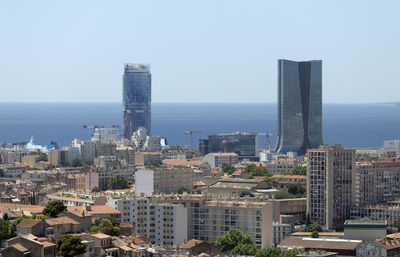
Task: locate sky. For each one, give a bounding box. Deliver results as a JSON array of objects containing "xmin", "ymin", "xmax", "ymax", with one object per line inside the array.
[{"xmin": 0, "ymin": 0, "xmax": 399, "ymax": 103}]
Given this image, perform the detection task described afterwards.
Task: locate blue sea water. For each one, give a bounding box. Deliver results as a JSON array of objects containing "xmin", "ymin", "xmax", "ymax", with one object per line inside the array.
[{"xmin": 0, "ymin": 103, "xmax": 399, "ymax": 149}]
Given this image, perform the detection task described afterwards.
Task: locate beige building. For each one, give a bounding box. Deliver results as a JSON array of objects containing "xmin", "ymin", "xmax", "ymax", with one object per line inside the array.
[
  {"xmin": 271, "ymin": 174, "xmax": 306, "ymax": 187},
  {"xmin": 135, "ymin": 152, "xmax": 162, "ymax": 166},
  {"xmin": 153, "ymin": 167, "xmax": 195, "ymax": 193},
  {"xmin": 307, "ymin": 145, "xmax": 356, "ymax": 231},
  {"xmin": 355, "ymin": 159, "xmax": 400, "ymax": 207}
]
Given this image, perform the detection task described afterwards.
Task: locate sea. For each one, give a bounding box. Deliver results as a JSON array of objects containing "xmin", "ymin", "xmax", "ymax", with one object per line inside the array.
[{"xmin": 0, "ymin": 103, "xmax": 400, "ymax": 150}]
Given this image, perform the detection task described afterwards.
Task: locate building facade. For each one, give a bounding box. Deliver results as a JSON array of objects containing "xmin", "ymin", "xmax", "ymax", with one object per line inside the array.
[
  {"xmin": 307, "ymin": 145, "xmax": 356, "ymax": 231},
  {"xmin": 122, "ymin": 64, "xmax": 151, "ymax": 138},
  {"xmin": 276, "ymin": 59, "xmax": 322, "ymax": 155}
]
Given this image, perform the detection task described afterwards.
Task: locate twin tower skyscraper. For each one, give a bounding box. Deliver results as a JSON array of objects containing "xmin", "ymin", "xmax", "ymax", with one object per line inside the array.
[{"xmin": 122, "ymin": 60, "xmax": 322, "ymax": 155}]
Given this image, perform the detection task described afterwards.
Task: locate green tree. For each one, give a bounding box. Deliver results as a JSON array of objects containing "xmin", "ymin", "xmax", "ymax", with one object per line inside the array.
[
  {"xmin": 108, "ymin": 175, "xmax": 129, "ymax": 189},
  {"xmin": 56, "ymin": 234, "xmax": 87, "ymax": 257},
  {"xmin": 387, "ymin": 228, "xmax": 394, "ymax": 235},
  {"xmin": 177, "ymin": 187, "xmax": 188, "ymax": 194},
  {"xmin": 2, "ymin": 213, "xmax": 9, "ymax": 221},
  {"xmin": 91, "ymin": 187, "xmax": 101, "ymax": 192},
  {"xmin": 216, "ymin": 228, "xmax": 253, "ymax": 253},
  {"xmin": 264, "ymin": 176, "xmax": 277, "ymax": 187},
  {"xmin": 311, "ymin": 231, "xmax": 319, "ymax": 238},
  {"xmin": 292, "ymin": 166, "xmax": 307, "ymax": 175},
  {"xmin": 71, "ymin": 158, "xmax": 82, "ymax": 167},
  {"xmin": 221, "ymin": 163, "xmax": 235, "ymax": 174},
  {"xmin": 39, "ymin": 154, "xmax": 48, "ymax": 162},
  {"xmin": 239, "ymin": 191, "xmax": 254, "ymax": 197},
  {"xmin": 90, "ymin": 218, "xmax": 120, "ymax": 236},
  {"xmin": 287, "ymin": 183, "xmax": 306, "ymax": 196},
  {"xmin": 274, "ymin": 191, "xmax": 295, "ymax": 199},
  {"xmin": 231, "ymin": 243, "xmax": 257, "ymax": 255},
  {"xmin": 255, "ymin": 247, "xmax": 282, "ymax": 257},
  {"xmin": 245, "ymin": 164, "xmax": 271, "ymax": 177},
  {"xmin": 42, "ymin": 200, "xmax": 67, "ymax": 218},
  {"xmin": 148, "ymin": 160, "xmax": 163, "ymax": 168},
  {"xmin": 305, "ymin": 223, "xmax": 323, "ymax": 232}
]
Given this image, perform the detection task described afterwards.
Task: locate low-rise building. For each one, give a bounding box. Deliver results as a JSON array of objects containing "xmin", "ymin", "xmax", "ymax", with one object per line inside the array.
[
  {"xmin": 2, "ymin": 235, "xmax": 56, "ymax": 257},
  {"xmin": 203, "ymin": 153, "xmax": 239, "ymax": 169},
  {"xmin": 135, "ymin": 152, "xmax": 162, "ymax": 166},
  {"xmin": 271, "ymin": 174, "xmax": 306, "ymax": 187},
  {"xmin": 344, "ymin": 218, "xmax": 387, "ymax": 241}
]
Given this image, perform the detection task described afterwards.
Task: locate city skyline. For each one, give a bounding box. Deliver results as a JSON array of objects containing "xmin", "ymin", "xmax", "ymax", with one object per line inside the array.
[{"xmin": 1, "ymin": 1, "xmax": 400, "ymax": 103}]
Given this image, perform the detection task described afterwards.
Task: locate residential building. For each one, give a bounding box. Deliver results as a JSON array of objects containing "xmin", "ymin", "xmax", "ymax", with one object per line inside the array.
[
  {"xmin": 179, "ymin": 239, "xmax": 218, "ymax": 256},
  {"xmin": 135, "ymin": 152, "xmax": 162, "ymax": 166},
  {"xmin": 0, "ymin": 164, "xmax": 27, "ymax": 177},
  {"xmin": 72, "ymin": 139, "xmax": 96, "ymax": 163},
  {"xmin": 94, "ymin": 155, "xmax": 121, "ymax": 169},
  {"xmin": 95, "ymin": 142, "xmax": 117, "ymax": 157},
  {"xmin": 67, "ymin": 205, "xmax": 121, "ymax": 221},
  {"xmin": 271, "ymin": 174, "xmax": 306, "ymax": 187},
  {"xmin": 106, "ymin": 196, "xmax": 187, "ymax": 246},
  {"xmin": 135, "ymin": 169, "xmax": 154, "ymax": 195},
  {"xmin": 382, "ymin": 140, "xmax": 400, "ymax": 156},
  {"xmin": 2, "ymin": 236, "xmax": 56, "ymax": 257},
  {"xmin": 203, "ymin": 153, "xmax": 239, "ymax": 169},
  {"xmin": 153, "ymin": 167, "xmax": 195, "ymax": 193},
  {"xmin": 307, "ymin": 145, "xmax": 356, "ymax": 231},
  {"xmin": 276, "ymin": 59, "xmax": 322, "ymax": 155},
  {"xmin": 355, "ymin": 159, "xmax": 400, "ymax": 207},
  {"xmin": 48, "ymin": 148, "xmax": 68, "ymax": 166},
  {"xmin": 122, "ymin": 63, "xmax": 152, "ymax": 137},
  {"xmin": 92, "ymin": 128, "xmax": 119, "ymax": 143},
  {"xmin": 265, "ymin": 158, "xmax": 300, "ymax": 174}
]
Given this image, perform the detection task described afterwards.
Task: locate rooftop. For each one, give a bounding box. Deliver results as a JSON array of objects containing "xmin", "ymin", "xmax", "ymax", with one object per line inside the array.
[
  {"xmin": 17, "ymin": 219, "xmax": 42, "ymax": 228},
  {"xmin": 278, "ymin": 237, "xmax": 361, "ymax": 250}
]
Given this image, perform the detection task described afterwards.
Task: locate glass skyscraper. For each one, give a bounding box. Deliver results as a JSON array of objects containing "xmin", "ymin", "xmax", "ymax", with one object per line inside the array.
[
  {"xmin": 275, "ymin": 59, "xmax": 322, "ymax": 154},
  {"xmin": 122, "ymin": 64, "xmax": 151, "ymax": 138}
]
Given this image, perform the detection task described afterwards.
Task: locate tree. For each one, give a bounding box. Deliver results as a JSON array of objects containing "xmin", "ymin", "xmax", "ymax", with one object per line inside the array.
[
  {"xmin": 255, "ymin": 247, "xmax": 282, "ymax": 257},
  {"xmin": 177, "ymin": 187, "xmax": 188, "ymax": 194},
  {"xmin": 239, "ymin": 191, "xmax": 254, "ymax": 197},
  {"xmin": 42, "ymin": 200, "xmax": 67, "ymax": 218},
  {"xmin": 108, "ymin": 175, "xmax": 129, "ymax": 189},
  {"xmin": 2, "ymin": 213, "xmax": 8, "ymax": 221},
  {"xmin": 245, "ymin": 164, "xmax": 271, "ymax": 177},
  {"xmin": 305, "ymin": 223, "xmax": 323, "ymax": 232},
  {"xmin": 311, "ymin": 231, "xmax": 319, "ymax": 238},
  {"xmin": 264, "ymin": 176, "xmax": 277, "ymax": 187},
  {"xmin": 287, "ymin": 183, "xmax": 306, "ymax": 196},
  {"xmin": 221, "ymin": 163, "xmax": 235, "ymax": 174},
  {"xmin": 90, "ymin": 218, "xmax": 120, "ymax": 236},
  {"xmin": 91, "ymin": 187, "xmax": 101, "ymax": 192},
  {"xmin": 148, "ymin": 160, "xmax": 163, "ymax": 168},
  {"xmin": 71, "ymin": 158, "xmax": 82, "ymax": 167},
  {"xmin": 274, "ymin": 191, "xmax": 296, "ymax": 199},
  {"xmin": 216, "ymin": 228, "xmax": 253, "ymax": 253},
  {"xmin": 387, "ymin": 228, "xmax": 394, "ymax": 235},
  {"xmin": 292, "ymin": 166, "xmax": 307, "ymax": 175},
  {"xmin": 56, "ymin": 234, "xmax": 87, "ymax": 257},
  {"xmin": 231, "ymin": 243, "xmax": 257, "ymax": 255}
]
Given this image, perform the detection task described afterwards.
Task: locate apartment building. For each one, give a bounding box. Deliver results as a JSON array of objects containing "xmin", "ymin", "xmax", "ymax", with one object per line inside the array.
[
  {"xmin": 355, "ymin": 159, "xmax": 400, "ymax": 207},
  {"xmin": 106, "ymin": 196, "xmax": 187, "ymax": 246},
  {"xmin": 203, "ymin": 153, "xmax": 239, "ymax": 169},
  {"xmin": 159, "ymin": 194, "xmax": 274, "ymax": 248},
  {"xmin": 307, "ymin": 145, "xmax": 356, "ymax": 231},
  {"xmin": 266, "ymin": 159, "xmax": 300, "ymax": 174}
]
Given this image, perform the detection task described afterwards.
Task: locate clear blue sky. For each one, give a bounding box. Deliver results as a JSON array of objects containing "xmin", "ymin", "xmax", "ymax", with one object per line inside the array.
[{"xmin": 1, "ymin": 0, "xmax": 399, "ymax": 103}]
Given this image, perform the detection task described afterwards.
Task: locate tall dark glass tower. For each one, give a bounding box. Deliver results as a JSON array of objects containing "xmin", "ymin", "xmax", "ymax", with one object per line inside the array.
[
  {"xmin": 122, "ymin": 64, "xmax": 151, "ymax": 138},
  {"xmin": 275, "ymin": 59, "xmax": 322, "ymax": 155}
]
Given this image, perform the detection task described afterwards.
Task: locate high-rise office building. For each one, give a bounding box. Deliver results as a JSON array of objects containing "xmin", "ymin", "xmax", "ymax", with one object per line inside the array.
[
  {"xmin": 276, "ymin": 59, "xmax": 322, "ymax": 155},
  {"xmin": 122, "ymin": 64, "xmax": 151, "ymax": 138},
  {"xmin": 307, "ymin": 145, "xmax": 356, "ymax": 231}
]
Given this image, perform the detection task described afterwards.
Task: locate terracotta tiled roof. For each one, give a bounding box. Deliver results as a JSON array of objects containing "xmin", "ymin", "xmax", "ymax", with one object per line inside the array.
[
  {"xmin": 162, "ymin": 159, "xmax": 203, "ymax": 167},
  {"xmin": 92, "ymin": 233, "xmax": 111, "ymax": 239},
  {"xmin": 67, "ymin": 205, "xmax": 120, "ymax": 215},
  {"xmin": 17, "ymin": 219, "xmax": 42, "ymax": 228},
  {"xmin": 179, "ymin": 239, "xmax": 204, "ymax": 249},
  {"xmin": 46, "ymin": 216, "xmax": 80, "ymax": 226},
  {"xmin": 278, "ymin": 237, "xmax": 361, "ymax": 250},
  {"xmin": 0, "ymin": 203, "xmax": 44, "ymax": 213}
]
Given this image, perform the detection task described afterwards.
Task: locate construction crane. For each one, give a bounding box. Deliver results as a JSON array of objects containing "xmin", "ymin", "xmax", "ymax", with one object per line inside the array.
[
  {"xmin": 82, "ymin": 125, "xmax": 105, "ymax": 135},
  {"xmin": 258, "ymin": 132, "xmax": 279, "ymax": 151},
  {"xmin": 184, "ymin": 130, "xmax": 210, "ymax": 150}
]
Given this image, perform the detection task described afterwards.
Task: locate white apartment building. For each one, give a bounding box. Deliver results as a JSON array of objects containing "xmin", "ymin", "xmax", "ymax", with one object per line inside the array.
[
  {"xmin": 72, "ymin": 139, "xmax": 96, "ymax": 163},
  {"xmin": 92, "ymin": 128, "xmax": 119, "ymax": 144},
  {"xmin": 135, "ymin": 169, "xmax": 154, "ymax": 195},
  {"xmin": 383, "ymin": 140, "xmax": 400, "ymax": 156},
  {"xmin": 203, "ymin": 153, "xmax": 239, "ymax": 169},
  {"xmin": 106, "ymin": 196, "xmax": 187, "ymax": 246}
]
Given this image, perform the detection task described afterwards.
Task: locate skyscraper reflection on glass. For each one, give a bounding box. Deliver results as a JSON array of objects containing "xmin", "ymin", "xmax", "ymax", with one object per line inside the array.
[
  {"xmin": 122, "ymin": 64, "xmax": 151, "ymax": 138},
  {"xmin": 275, "ymin": 59, "xmax": 322, "ymax": 155}
]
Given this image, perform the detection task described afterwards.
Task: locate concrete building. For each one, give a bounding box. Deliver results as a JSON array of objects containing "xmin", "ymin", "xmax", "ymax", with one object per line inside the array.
[
  {"xmin": 355, "ymin": 159, "xmax": 400, "ymax": 207},
  {"xmin": 203, "ymin": 153, "xmax": 239, "ymax": 169},
  {"xmin": 122, "ymin": 64, "xmax": 152, "ymax": 137},
  {"xmin": 92, "ymin": 128, "xmax": 118, "ymax": 143},
  {"xmin": 106, "ymin": 196, "xmax": 187, "ymax": 246},
  {"xmin": 95, "ymin": 142, "xmax": 117, "ymax": 157},
  {"xmin": 344, "ymin": 218, "xmax": 386, "ymax": 241},
  {"xmin": 350, "ymin": 203, "xmax": 400, "ymax": 227},
  {"xmin": 383, "ymin": 140, "xmax": 400, "ymax": 156},
  {"xmin": 72, "ymin": 139, "xmax": 96, "ymax": 163},
  {"xmin": 135, "ymin": 169, "xmax": 154, "ymax": 195},
  {"xmin": 48, "ymin": 148, "xmax": 68, "ymax": 166},
  {"xmin": 134, "ymin": 152, "xmax": 162, "ymax": 166},
  {"xmin": 271, "ymin": 174, "xmax": 306, "ymax": 187},
  {"xmin": 94, "ymin": 155, "xmax": 121, "ymax": 169},
  {"xmin": 0, "ymin": 147, "xmax": 29, "ymax": 165},
  {"xmin": 265, "ymin": 158, "xmax": 300, "ymax": 174},
  {"xmin": 0, "ymin": 164, "xmax": 27, "ymax": 177},
  {"xmin": 199, "ymin": 132, "xmax": 258, "ymax": 158},
  {"xmin": 307, "ymin": 145, "xmax": 356, "ymax": 231},
  {"xmin": 276, "ymin": 59, "xmax": 323, "ymax": 155},
  {"xmin": 153, "ymin": 167, "xmax": 195, "ymax": 193},
  {"xmin": 2, "ymin": 235, "xmax": 56, "ymax": 257}
]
